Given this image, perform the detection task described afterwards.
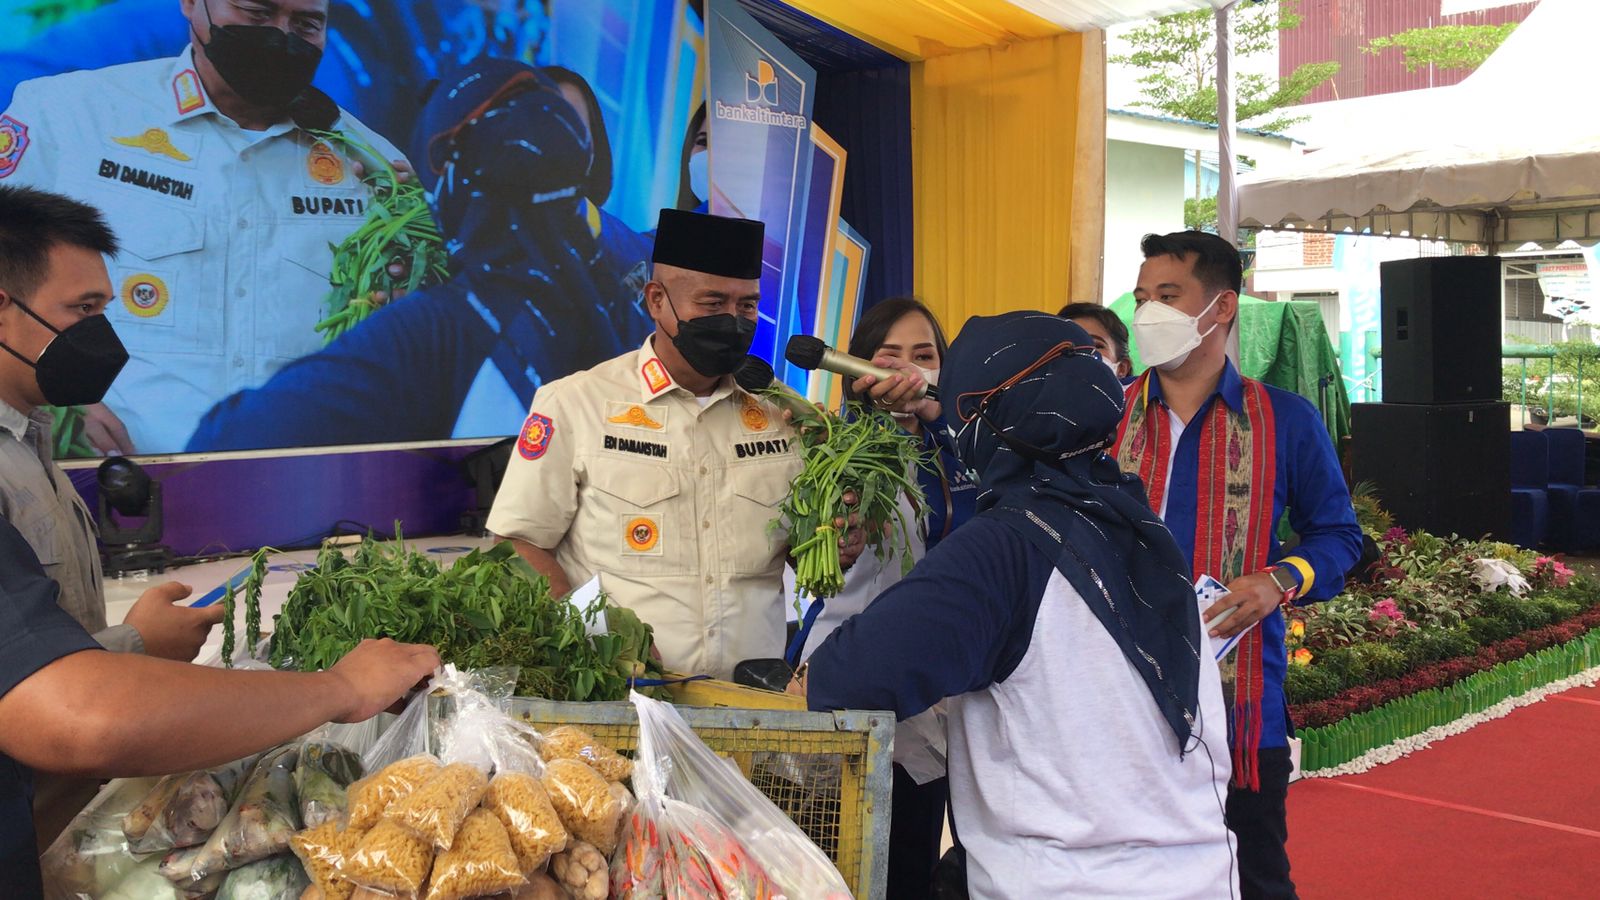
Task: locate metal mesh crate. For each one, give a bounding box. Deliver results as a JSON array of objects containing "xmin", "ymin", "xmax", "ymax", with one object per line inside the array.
[{"xmin": 434, "ymin": 681, "xmax": 893, "ymax": 899}]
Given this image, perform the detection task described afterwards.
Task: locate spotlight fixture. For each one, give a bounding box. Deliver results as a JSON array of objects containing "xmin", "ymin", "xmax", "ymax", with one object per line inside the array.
[{"xmin": 96, "ymin": 457, "xmax": 173, "ymax": 576}]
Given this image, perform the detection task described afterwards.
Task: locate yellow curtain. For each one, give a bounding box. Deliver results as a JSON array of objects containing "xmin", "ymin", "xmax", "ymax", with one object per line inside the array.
[
  {"xmin": 915, "ymin": 32, "xmax": 1088, "ymax": 333},
  {"xmin": 912, "ymin": 32, "xmax": 1091, "ymax": 334}
]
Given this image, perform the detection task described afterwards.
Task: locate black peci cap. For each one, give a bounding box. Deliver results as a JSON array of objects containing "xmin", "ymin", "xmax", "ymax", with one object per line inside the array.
[{"xmin": 652, "ymin": 208, "xmax": 765, "ymax": 280}]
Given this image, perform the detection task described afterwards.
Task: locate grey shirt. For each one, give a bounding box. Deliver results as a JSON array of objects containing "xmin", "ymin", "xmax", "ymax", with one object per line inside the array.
[{"xmin": 0, "ymin": 401, "xmax": 141, "ymax": 654}]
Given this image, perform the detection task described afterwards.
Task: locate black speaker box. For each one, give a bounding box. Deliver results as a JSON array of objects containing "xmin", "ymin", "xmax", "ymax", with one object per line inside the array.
[
  {"xmin": 1351, "ymin": 401, "xmax": 1510, "ymax": 540},
  {"xmin": 1380, "ymin": 256, "xmax": 1502, "ymax": 404}
]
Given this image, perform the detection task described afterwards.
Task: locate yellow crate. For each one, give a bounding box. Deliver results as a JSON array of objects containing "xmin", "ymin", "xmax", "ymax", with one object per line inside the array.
[{"xmin": 471, "ymin": 684, "xmax": 893, "ymax": 899}]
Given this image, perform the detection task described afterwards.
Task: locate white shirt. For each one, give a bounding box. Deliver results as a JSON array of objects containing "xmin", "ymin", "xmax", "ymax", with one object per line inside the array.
[
  {"xmin": 2, "ymin": 49, "xmax": 405, "ymax": 453},
  {"xmin": 950, "ymin": 569, "xmax": 1236, "ymax": 899},
  {"xmin": 1160, "ymin": 406, "xmax": 1185, "ymax": 521}
]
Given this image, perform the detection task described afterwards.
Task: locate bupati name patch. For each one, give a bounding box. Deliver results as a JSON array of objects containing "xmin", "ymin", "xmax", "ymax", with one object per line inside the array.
[
  {"xmin": 291, "ymin": 195, "xmax": 366, "ymax": 216},
  {"xmin": 734, "ymin": 438, "xmax": 790, "ymax": 459},
  {"xmin": 98, "ymin": 159, "xmax": 194, "ymax": 199},
  {"xmin": 604, "ymin": 435, "xmax": 668, "ymax": 459}
]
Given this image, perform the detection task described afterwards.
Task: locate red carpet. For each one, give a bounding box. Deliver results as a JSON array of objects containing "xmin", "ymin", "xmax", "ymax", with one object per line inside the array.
[{"xmin": 1288, "ymin": 686, "xmax": 1600, "ymax": 899}]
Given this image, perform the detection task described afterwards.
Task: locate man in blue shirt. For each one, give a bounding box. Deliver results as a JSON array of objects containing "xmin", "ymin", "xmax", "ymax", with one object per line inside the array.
[
  {"xmin": 0, "ymin": 513, "xmax": 439, "ymax": 894},
  {"xmin": 1114, "ymin": 231, "xmax": 1362, "ymax": 900}
]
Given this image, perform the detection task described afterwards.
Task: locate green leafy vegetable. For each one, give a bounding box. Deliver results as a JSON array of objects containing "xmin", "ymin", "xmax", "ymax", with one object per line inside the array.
[
  {"xmin": 773, "ymin": 401, "xmax": 931, "ymax": 600},
  {"xmin": 230, "ymin": 533, "xmax": 666, "ymax": 700},
  {"xmin": 309, "ymin": 130, "xmax": 450, "ymax": 344}
]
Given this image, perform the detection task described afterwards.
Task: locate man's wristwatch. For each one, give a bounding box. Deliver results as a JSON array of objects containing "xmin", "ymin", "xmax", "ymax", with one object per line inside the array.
[{"xmin": 1268, "ymin": 565, "xmax": 1300, "ymax": 603}]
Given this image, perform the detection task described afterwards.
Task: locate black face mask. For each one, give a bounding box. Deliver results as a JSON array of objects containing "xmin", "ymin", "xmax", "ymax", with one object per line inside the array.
[
  {"xmin": 1, "ymin": 299, "xmax": 129, "ymax": 407},
  {"xmin": 197, "ymin": 0, "xmax": 323, "ymax": 109},
  {"xmin": 661, "ymin": 285, "xmax": 757, "ymax": 378}
]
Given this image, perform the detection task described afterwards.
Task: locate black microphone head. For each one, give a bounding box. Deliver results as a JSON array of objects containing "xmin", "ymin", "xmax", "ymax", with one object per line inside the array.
[
  {"xmin": 786, "ymin": 334, "xmax": 828, "ymax": 371},
  {"xmin": 734, "ymin": 355, "xmax": 776, "ymax": 394}
]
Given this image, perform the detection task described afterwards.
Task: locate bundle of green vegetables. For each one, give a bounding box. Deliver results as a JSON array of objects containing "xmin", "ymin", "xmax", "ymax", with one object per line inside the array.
[
  {"xmin": 225, "ymin": 537, "xmax": 665, "ymax": 702},
  {"xmin": 310, "ymin": 130, "xmax": 450, "ymax": 344},
  {"xmin": 44, "ymin": 405, "xmax": 95, "ymax": 458},
  {"xmin": 772, "ymin": 401, "xmax": 931, "ymax": 599}
]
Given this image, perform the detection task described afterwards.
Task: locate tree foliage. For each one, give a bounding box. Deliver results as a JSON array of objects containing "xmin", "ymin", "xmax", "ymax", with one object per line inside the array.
[
  {"xmin": 1364, "ymin": 23, "xmax": 1518, "ymax": 74},
  {"xmin": 1185, "ymin": 196, "xmax": 1219, "ymax": 233},
  {"xmin": 1111, "ymin": 1, "xmax": 1339, "ymax": 134}
]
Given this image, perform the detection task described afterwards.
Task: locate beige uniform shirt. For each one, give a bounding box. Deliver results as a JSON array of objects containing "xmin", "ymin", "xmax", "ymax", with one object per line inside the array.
[
  {"xmin": 3, "ymin": 48, "xmax": 404, "ymax": 453},
  {"xmin": 488, "ymin": 339, "xmax": 802, "ymax": 679}
]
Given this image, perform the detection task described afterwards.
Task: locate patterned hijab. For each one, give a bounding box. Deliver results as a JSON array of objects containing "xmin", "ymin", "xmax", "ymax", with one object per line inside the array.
[{"xmin": 943, "ymin": 312, "xmax": 1203, "ymax": 746}]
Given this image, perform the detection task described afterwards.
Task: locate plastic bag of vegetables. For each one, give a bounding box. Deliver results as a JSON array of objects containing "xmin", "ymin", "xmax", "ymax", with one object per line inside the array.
[
  {"xmin": 296, "ymin": 741, "xmax": 365, "ymax": 829},
  {"xmin": 215, "ymin": 854, "xmax": 311, "ymax": 900},
  {"xmin": 626, "ymin": 691, "xmax": 852, "ymax": 899},
  {"xmin": 182, "ymin": 745, "xmax": 303, "ymax": 884},
  {"xmin": 40, "ymin": 776, "xmax": 161, "ymax": 899}
]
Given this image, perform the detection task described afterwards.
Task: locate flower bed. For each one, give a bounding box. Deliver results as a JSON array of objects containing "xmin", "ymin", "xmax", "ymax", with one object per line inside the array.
[{"xmin": 1284, "ymin": 505, "xmax": 1600, "ymax": 772}]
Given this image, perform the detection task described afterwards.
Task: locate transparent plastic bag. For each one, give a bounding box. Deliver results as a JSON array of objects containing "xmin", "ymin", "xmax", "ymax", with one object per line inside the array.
[
  {"xmin": 215, "ymin": 854, "xmax": 311, "ymax": 899},
  {"xmin": 630, "ymin": 691, "xmax": 852, "ymax": 899},
  {"xmin": 290, "ymin": 821, "xmax": 365, "ymax": 900},
  {"xmin": 542, "ymin": 758, "xmax": 623, "ymax": 856},
  {"xmin": 40, "ymin": 776, "xmax": 162, "ymax": 899},
  {"xmin": 296, "ymin": 741, "xmax": 366, "ymax": 829},
  {"xmin": 340, "ymin": 819, "xmax": 434, "ymax": 897},
  {"xmin": 121, "ymin": 751, "xmax": 262, "ymax": 855},
  {"xmin": 347, "ymin": 756, "xmax": 441, "ymax": 833},
  {"xmin": 484, "ymin": 772, "xmax": 568, "ymax": 874},
  {"xmin": 422, "ymin": 808, "xmax": 527, "ymax": 900},
  {"xmin": 181, "ymin": 744, "xmax": 302, "ymax": 884},
  {"xmin": 384, "ymin": 762, "xmax": 489, "ymax": 851},
  {"xmin": 539, "ymin": 725, "xmax": 633, "ymax": 782}
]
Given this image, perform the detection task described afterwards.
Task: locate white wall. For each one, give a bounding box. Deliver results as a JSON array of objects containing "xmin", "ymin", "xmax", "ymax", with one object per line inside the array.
[{"xmin": 1104, "ymin": 139, "xmax": 1187, "ymax": 302}]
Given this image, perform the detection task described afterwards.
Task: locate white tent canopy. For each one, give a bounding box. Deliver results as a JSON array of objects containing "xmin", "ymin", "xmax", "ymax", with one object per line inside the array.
[{"xmin": 1238, "ymin": 0, "xmax": 1600, "ymax": 247}]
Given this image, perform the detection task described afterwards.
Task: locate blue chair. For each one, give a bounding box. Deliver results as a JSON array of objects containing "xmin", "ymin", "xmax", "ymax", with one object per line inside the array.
[
  {"xmin": 1544, "ymin": 428, "xmax": 1588, "ymax": 548},
  {"xmin": 1509, "ymin": 430, "xmax": 1551, "ymax": 550}
]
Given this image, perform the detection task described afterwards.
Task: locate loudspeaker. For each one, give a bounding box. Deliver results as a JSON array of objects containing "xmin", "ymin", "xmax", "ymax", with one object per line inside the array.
[
  {"xmin": 1380, "ymin": 256, "xmax": 1502, "ymax": 404},
  {"xmin": 1351, "ymin": 401, "xmax": 1510, "ymax": 540}
]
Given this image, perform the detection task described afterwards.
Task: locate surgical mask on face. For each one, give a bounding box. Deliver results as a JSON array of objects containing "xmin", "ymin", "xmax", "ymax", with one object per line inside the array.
[
  {"xmin": 660, "ymin": 285, "xmax": 756, "ymax": 377},
  {"xmin": 1132, "ymin": 292, "xmax": 1223, "ymax": 371},
  {"xmin": 0, "ymin": 298, "xmax": 130, "ymax": 407},
  {"xmin": 1101, "ymin": 354, "xmax": 1122, "ymax": 378},
  {"xmin": 198, "ymin": 0, "xmax": 323, "ymax": 109},
  {"xmin": 688, "ymin": 150, "xmax": 710, "ymax": 204}
]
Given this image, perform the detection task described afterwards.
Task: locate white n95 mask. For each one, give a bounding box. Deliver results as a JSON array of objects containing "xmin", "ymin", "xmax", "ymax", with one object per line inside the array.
[{"xmin": 1132, "ymin": 292, "xmax": 1223, "ymax": 371}]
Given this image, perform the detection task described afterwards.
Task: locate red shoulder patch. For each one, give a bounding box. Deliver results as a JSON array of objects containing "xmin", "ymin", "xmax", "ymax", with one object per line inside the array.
[{"xmin": 517, "ymin": 412, "xmax": 555, "ymax": 460}]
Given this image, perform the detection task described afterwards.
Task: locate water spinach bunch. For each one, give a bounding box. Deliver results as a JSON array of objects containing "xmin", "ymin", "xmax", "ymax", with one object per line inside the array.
[
  {"xmin": 310, "ymin": 130, "xmax": 450, "ymax": 344},
  {"xmin": 774, "ymin": 400, "xmax": 930, "ymax": 599},
  {"xmin": 226, "ymin": 535, "xmax": 664, "ymax": 701}
]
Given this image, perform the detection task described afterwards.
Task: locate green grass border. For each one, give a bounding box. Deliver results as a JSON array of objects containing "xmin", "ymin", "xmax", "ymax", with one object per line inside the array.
[{"xmin": 1299, "ymin": 628, "xmax": 1600, "ymax": 772}]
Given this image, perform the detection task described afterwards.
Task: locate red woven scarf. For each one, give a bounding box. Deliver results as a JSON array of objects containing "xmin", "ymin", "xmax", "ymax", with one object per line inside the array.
[{"xmin": 1114, "ymin": 372, "xmax": 1278, "ymax": 791}]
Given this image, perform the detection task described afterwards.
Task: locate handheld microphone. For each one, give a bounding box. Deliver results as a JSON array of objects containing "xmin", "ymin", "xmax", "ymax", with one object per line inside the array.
[
  {"xmin": 784, "ymin": 335, "xmax": 939, "ymax": 401},
  {"xmin": 734, "ymin": 356, "xmax": 823, "ymax": 424}
]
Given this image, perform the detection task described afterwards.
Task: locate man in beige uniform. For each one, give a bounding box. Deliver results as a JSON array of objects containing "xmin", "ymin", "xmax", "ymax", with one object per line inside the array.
[{"xmin": 489, "ymin": 210, "xmax": 863, "ymax": 678}]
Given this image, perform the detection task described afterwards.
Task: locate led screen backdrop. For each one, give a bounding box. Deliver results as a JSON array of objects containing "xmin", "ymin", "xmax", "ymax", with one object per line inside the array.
[{"xmin": 0, "ymin": 0, "xmax": 857, "ymax": 458}]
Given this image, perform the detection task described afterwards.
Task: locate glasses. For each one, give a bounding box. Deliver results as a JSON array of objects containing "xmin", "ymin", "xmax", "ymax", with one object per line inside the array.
[{"xmin": 954, "ymin": 342, "xmax": 1100, "ymax": 423}]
